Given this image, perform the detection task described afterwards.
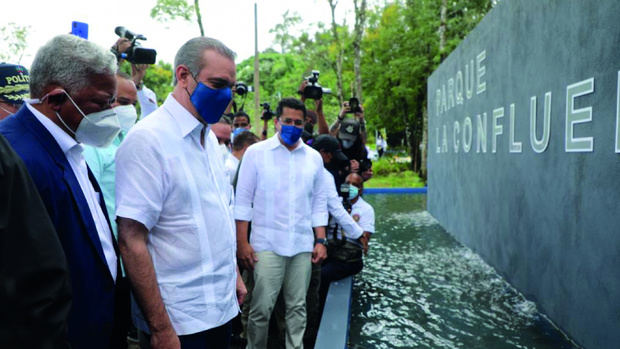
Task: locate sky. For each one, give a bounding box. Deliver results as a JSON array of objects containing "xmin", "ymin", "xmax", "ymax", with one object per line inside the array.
[{"xmin": 3, "ymin": 0, "xmax": 359, "ymax": 68}]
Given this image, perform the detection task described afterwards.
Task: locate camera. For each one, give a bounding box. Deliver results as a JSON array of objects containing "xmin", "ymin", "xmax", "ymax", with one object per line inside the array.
[
  {"xmin": 301, "ymin": 70, "xmax": 332, "ymax": 100},
  {"xmin": 234, "ymin": 82, "xmax": 251, "ymax": 96},
  {"xmin": 339, "ymin": 183, "xmax": 355, "ymax": 210},
  {"xmin": 112, "ymin": 26, "xmax": 157, "ymax": 64},
  {"xmin": 260, "ymin": 102, "xmax": 275, "ymax": 120},
  {"xmin": 347, "ymin": 97, "xmax": 362, "ymax": 113}
]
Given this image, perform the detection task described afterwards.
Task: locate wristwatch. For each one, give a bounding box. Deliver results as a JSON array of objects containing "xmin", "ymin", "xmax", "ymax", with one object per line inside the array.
[{"xmin": 315, "ymin": 238, "xmax": 328, "ymax": 246}]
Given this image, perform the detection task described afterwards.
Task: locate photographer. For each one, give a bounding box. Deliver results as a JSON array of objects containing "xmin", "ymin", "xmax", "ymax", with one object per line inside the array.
[
  {"xmin": 298, "ymin": 79, "xmax": 329, "ymax": 142},
  {"xmin": 319, "ymin": 172, "xmax": 375, "ymax": 304},
  {"xmin": 258, "ymin": 102, "xmax": 276, "ymax": 140},
  {"xmin": 330, "ymin": 99, "xmax": 367, "ymax": 144},
  {"xmin": 335, "ymin": 116, "xmax": 373, "ymax": 180},
  {"xmin": 111, "ymin": 34, "xmax": 158, "ymax": 119}
]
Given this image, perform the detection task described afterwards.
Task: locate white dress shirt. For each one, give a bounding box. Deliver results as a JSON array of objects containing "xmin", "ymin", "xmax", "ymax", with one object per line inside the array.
[
  {"xmin": 115, "ymin": 94, "xmax": 239, "ymax": 335},
  {"xmin": 234, "ymin": 135, "xmax": 328, "ymax": 257},
  {"xmin": 320, "ymin": 168, "xmax": 363, "ymax": 239},
  {"xmin": 328, "ymin": 195, "xmax": 375, "ymax": 240},
  {"xmin": 224, "ymin": 150, "xmax": 240, "ymax": 185},
  {"xmin": 137, "ymin": 85, "xmax": 158, "ymax": 119},
  {"xmin": 26, "ymin": 103, "xmax": 118, "ymax": 281}
]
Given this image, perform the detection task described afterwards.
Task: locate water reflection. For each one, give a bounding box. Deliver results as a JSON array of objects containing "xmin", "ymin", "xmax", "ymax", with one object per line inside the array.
[{"xmin": 348, "ymin": 194, "xmax": 578, "ymax": 349}]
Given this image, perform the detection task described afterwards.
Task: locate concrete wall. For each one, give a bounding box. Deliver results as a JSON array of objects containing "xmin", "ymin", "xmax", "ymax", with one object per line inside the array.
[{"xmin": 427, "ymin": 1, "xmax": 620, "ymax": 348}]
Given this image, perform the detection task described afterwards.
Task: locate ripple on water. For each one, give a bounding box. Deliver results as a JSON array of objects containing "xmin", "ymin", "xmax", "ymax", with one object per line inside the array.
[{"xmin": 348, "ymin": 194, "xmax": 579, "ymax": 349}]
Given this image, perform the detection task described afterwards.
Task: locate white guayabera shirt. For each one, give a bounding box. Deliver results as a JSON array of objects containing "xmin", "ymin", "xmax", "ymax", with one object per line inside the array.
[
  {"xmin": 115, "ymin": 94, "xmax": 238, "ymax": 335},
  {"xmin": 234, "ymin": 135, "xmax": 328, "ymax": 257}
]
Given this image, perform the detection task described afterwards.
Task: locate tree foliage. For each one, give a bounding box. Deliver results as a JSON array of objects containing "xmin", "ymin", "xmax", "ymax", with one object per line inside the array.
[
  {"xmin": 151, "ymin": 0, "xmax": 204, "ymax": 36},
  {"xmin": 0, "ymin": 23, "xmax": 30, "ymax": 64}
]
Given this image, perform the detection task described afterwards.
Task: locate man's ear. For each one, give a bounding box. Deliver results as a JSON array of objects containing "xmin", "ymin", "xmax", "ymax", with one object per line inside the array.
[
  {"xmin": 175, "ymin": 65, "xmax": 193, "ymax": 88},
  {"xmin": 43, "ymin": 88, "xmax": 68, "ymax": 111}
]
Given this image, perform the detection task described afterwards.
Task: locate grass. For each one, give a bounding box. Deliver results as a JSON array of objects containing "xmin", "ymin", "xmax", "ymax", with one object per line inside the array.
[{"xmin": 366, "ymin": 170, "xmax": 425, "ymax": 188}]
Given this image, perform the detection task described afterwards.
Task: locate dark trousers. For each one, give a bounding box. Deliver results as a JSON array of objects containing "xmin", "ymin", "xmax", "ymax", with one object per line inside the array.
[
  {"xmin": 319, "ymin": 259, "xmax": 363, "ymax": 308},
  {"xmin": 139, "ymin": 321, "xmax": 232, "ymax": 349}
]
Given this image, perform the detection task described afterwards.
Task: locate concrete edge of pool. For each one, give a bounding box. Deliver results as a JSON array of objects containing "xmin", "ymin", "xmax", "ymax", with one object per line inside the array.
[{"xmin": 314, "ymin": 276, "xmax": 354, "ymax": 349}]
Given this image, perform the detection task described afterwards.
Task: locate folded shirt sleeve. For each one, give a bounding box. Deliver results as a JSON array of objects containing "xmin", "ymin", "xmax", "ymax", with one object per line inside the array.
[
  {"xmin": 115, "ymin": 129, "xmax": 165, "ymax": 231},
  {"xmin": 233, "ymin": 147, "xmax": 256, "ymax": 222}
]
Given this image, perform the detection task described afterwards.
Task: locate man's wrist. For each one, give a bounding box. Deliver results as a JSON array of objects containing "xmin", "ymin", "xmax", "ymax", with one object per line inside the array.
[{"xmin": 315, "ymin": 238, "xmax": 328, "ymax": 246}]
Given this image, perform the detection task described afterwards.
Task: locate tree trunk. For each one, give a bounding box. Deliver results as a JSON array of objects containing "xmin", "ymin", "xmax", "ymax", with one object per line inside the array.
[
  {"xmin": 328, "ymin": 0, "xmax": 344, "ymax": 105},
  {"xmin": 353, "ymin": 0, "xmax": 367, "ymax": 102},
  {"xmin": 439, "ymin": 0, "xmax": 447, "ymax": 60},
  {"xmin": 194, "ymin": 0, "xmax": 204, "ymax": 36}
]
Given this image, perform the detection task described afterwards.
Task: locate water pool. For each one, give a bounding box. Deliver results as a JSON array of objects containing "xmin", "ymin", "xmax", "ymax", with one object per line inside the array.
[{"xmin": 348, "ymin": 194, "xmax": 579, "ymax": 349}]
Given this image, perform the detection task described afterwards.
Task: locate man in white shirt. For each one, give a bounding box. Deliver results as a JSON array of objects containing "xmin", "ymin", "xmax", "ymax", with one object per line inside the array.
[
  {"xmin": 115, "ymin": 37, "xmax": 246, "ymax": 349},
  {"xmin": 235, "ymin": 97, "xmax": 328, "ymax": 349}
]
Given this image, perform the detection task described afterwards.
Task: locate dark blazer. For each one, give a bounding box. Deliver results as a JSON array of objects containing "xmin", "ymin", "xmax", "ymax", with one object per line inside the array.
[
  {"xmin": 0, "ymin": 106, "xmax": 121, "ymax": 349},
  {"xmin": 0, "ymin": 134, "xmax": 72, "ymax": 349}
]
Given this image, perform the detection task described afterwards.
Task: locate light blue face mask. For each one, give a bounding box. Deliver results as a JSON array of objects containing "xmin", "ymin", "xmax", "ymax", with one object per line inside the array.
[{"xmin": 348, "ymin": 185, "xmax": 359, "ymax": 199}]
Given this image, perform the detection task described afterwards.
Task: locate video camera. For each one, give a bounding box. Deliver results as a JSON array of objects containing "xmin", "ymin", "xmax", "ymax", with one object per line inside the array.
[
  {"xmin": 301, "ymin": 70, "xmax": 332, "ymax": 100},
  {"xmin": 260, "ymin": 102, "xmax": 275, "ymax": 120},
  {"xmin": 112, "ymin": 26, "xmax": 157, "ymax": 64},
  {"xmin": 347, "ymin": 97, "xmax": 362, "ymax": 113}
]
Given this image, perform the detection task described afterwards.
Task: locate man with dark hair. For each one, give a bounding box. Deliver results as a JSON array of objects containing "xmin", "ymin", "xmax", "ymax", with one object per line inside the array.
[
  {"xmin": 116, "ymin": 36, "xmax": 245, "ymax": 349},
  {"xmin": 235, "ymin": 97, "xmax": 328, "ymax": 349},
  {"xmin": 0, "ymin": 63, "xmax": 29, "ymax": 120},
  {"xmin": 233, "ymin": 111, "xmax": 251, "ymax": 130}
]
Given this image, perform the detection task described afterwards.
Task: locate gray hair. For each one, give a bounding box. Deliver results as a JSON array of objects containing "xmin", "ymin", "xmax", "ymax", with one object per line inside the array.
[
  {"xmin": 173, "ymin": 37, "xmax": 236, "ymax": 85},
  {"xmin": 29, "ymin": 34, "xmax": 117, "ymax": 98}
]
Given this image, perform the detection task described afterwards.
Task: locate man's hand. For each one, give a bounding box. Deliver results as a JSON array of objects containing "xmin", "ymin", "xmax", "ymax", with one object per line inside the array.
[
  {"xmin": 311, "ymin": 243, "xmax": 327, "ymax": 264},
  {"xmin": 354, "ymin": 104, "xmax": 365, "ymax": 122},
  {"xmin": 237, "ymin": 241, "xmax": 258, "ymax": 270},
  {"xmin": 132, "ymin": 64, "xmax": 148, "ymax": 88},
  {"xmin": 350, "ymin": 159, "xmax": 360, "ymax": 173},
  {"xmin": 314, "ymin": 97, "xmax": 323, "ymax": 113},
  {"xmin": 359, "ymin": 235, "xmax": 369, "ymax": 256},
  {"xmin": 150, "ymin": 326, "xmax": 180, "ymax": 349},
  {"xmin": 298, "ymin": 80, "xmax": 308, "ymax": 102},
  {"xmin": 339, "ymin": 101, "xmax": 350, "ymax": 120},
  {"xmin": 236, "ymin": 267, "xmax": 247, "ymax": 305},
  {"xmin": 113, "ymin": 38, "xmax": 132, "ymax": 55}
]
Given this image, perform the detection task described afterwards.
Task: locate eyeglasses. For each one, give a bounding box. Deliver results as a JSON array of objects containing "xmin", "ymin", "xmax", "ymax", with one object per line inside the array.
[
  {"xmin": 233, "ymin": 122, "xmax": 249, "ymax": 128},
  {"xmin": 280, "ymin": 118, "xmax": 304, "ymax": 126}
]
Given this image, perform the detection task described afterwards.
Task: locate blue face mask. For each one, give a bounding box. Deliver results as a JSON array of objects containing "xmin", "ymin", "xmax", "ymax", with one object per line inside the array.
[
  {"xmin": 279, "ymin": 124, "xmax": 303, "ymax": 146},
  {"xmin": 189, "ymin": 78, "xmax": 232, "ymax": 124}
]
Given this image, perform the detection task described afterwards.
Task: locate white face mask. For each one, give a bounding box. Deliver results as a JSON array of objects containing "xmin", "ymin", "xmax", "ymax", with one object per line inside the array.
[
  {"xmin": 114, "ymin": 105, "xmax": 138, "ymax": 133},
  {"xmin": 31, "ymin": 90, "xmax": 121, "ymax": 148},
  {"xmin": 342, "ymin": 139, "xmax": 355, "ymax": 149}
]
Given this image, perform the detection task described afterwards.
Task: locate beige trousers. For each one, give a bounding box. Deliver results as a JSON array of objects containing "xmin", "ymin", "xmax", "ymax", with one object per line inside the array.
[{"xmin": 247, "ymin": 251, "xmax": 312, "ymax": 349}]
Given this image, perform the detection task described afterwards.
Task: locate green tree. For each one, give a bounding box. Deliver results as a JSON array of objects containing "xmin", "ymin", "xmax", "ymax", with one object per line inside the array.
[
  {"xmin": 269, "ymin": 10, "xmax": 302, "ymax": 54},
  {"xmin": 151, "ymin": 0, "xmax": 205, "ymax": 36},
  {"xmin": 0, "ymin": 23, "xmax": 30, "ymax": 64}
]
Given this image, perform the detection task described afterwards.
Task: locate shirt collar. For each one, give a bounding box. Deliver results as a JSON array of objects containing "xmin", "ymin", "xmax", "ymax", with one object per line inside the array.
[
  {"xmin": 162, "ymin": 94, "xmax": 205, "ymax": 138},
  {"xmin": 26, "ymin": 102, "xmax": 82, "ymax": 155}
]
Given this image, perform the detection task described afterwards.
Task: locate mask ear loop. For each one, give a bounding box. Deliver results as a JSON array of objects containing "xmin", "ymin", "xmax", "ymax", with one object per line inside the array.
[
  {"xmin": 46, "ymin": 89, "xmax": 85, "ymax": 136},
  {"xmin": 0, "ymin": 104, "xmax": 14, "ymax": 114}
]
